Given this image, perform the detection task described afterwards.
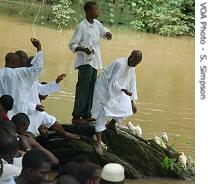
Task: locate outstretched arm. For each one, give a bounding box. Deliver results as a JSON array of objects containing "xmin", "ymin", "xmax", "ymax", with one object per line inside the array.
[{"xmin": 50, "ymin": 122, "xmax": 80, "ymax": 140}]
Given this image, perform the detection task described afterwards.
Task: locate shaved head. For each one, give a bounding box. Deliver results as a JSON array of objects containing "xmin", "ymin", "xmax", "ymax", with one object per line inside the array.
[
  {"xmin": 5, "ymin": 52, "xmax": 21, "ymax": 68},
  {"xmin": 128, "ymin": 50, "xmax": 142, "ymax": 67}
]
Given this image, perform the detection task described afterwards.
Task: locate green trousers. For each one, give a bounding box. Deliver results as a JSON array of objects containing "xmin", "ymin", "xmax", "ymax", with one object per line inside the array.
[{"xmin": 72, "ymin": 64, "xmax": 97, "ymax": 118}]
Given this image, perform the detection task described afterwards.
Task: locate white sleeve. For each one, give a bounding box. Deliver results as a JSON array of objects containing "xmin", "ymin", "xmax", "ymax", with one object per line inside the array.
[
  {"xmin": 69, "ymin": 25, "xmax": 83, "ymax": 53},
  {"xmin": 36, "ymin": 81, "xmax": 60, "ymax": 96},
  {"xmin": 128, "ymin": 71, "xmax": 138, "ymax": 101},
  {"xmin": 14, "ymin": 51, "xmax": 43, "ymax": 86},
  {"xmin": 42, "ymin": 111, "xmax": 56, "ymax": 128},
  {"xmin": 96, "ymin": 20, "xmax": 111, "ymax": 39}
]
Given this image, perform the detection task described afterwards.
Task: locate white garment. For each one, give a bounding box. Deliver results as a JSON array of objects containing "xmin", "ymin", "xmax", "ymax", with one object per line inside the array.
[
  {"xmin": 27, "ymin": 110, "xmax": 56, "ymax": 136},
  {"xmin": 95, "ymin": 110, "xmax": 123, "ymax": 132},
  {"xmin": 91, "ymin": 57, "xmax": 138, "ymax": 119},
  {"xmin": 69, "ymin": 18, "xmax": 110, "ymax": 70},
  {"xmin": 0, "ymin": 159, "xmax": 22, "ymax": 184},
  {"xmin": 27, "ymin": 81, "xmax": 60, "ymax": 109},
  {"xmin": 27, "ymin": 81, "xmax": 59, "ymax": 136},
  {"xmin": 0, "ymin": 51, "xmax": 43, "ymax": 118}
]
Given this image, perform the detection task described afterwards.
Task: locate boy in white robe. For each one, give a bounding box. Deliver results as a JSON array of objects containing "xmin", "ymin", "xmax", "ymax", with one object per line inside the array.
[
  {"xmin": 69, "ymin": 1, "xmax": 112, "ymax": 124},
  {"xmin": 0, "ymin": 38, "xmax": 43, "ymax": 118},
  {"xmin": 91, "ymin": 50, "xmax": 142, "ymax": 154}
]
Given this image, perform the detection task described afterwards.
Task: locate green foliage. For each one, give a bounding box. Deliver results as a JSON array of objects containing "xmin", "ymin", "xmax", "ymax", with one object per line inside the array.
[
  {"xmin": 129, "ymin": 0, "xmax": 195, "ymax": 36},
  {"xmin": 0, "ymin": 0, "xmax": 194, "ymax": 36},
  {"xmin": 51, "ymin": 0, "xmax": 78, "ymax": 29},
  {"xmin": 161, "ymin": 156, "xmax": 185, "ymax": 177}
]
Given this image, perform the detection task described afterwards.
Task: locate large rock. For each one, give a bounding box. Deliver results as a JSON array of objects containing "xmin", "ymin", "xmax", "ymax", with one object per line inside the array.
[{"xmin": 36, "ymin": 124, "xmax": 194, "ymax": 180}]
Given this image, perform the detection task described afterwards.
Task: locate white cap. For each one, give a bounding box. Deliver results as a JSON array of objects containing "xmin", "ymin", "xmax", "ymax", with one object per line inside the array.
[{"xmin": 101, "ymin": 163, "xmax": 125, "ymax": 182}]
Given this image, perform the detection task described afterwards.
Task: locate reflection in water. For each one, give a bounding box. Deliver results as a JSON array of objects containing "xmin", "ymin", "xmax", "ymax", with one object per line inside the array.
[{"xmin": 0, "ymin": 16, "xmax": 194, "ymax": 184}]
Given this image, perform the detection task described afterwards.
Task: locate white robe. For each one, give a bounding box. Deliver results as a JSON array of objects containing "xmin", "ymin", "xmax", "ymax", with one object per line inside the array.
[
  {"xmin": 27, "ymin": 81, "xmax": 60, "ymax": 136},
  {"xmin": 91, "ymin": 58, "xmax": 138, "ymax": 118},
  {"xmin": 0, "ymin": 51, "xmax": 43, "ymax": 118}
]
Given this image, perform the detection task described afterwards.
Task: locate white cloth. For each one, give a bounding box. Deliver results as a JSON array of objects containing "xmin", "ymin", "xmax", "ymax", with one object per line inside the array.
[
  {"xmin": 28, "ymin": 81, "xmax": 60, "ymax": 109},
  {"xmin": 69, "ymin": 18, "xmax": 110, "ymax": 70},
  {"xmin": 95, "ymin": 110, "xmax": 123, "ymax": 132},
  {"xmin": 0, "ymin": 159, "xmax": 22, "ymax": 184},
  {"xmin": 0, "ymin": 51, "xmax": 43, "ymax": 118},
  {"xmin": 27, "ymin": 110, "xmax": 56, "ymax": 136},
  {"xmin": 91, "ymin": 57, "xmax": 138, "ymax": 119},
  {"xmin": 26, "ymin": 81, "xmax": 59, "ymax": 136}
]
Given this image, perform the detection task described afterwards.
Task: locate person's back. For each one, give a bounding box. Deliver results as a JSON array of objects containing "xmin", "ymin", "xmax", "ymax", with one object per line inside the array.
[{"xmin": 0, "ymin": 38, "xmax": 43, "ymax": 117}]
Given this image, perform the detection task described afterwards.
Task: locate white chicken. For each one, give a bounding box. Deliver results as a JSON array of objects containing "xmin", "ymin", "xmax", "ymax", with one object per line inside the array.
[
  {"xmin": 154, "ymin": 136, "xmax": 167, "ymax": 149},
  {"xmin": 178, "ymin": 152, "xmax": 187, "ymax": 169},
  {"xmin": 161, "ymin": 132, "xmax": 168, "ymax": 143},
  {"xmin": 127, "ymin": 121, "xmax": 136, "ymax": 135},
  {"xmin": 135, "ymin": 125, "xmax": 143, "ymax": 138}
]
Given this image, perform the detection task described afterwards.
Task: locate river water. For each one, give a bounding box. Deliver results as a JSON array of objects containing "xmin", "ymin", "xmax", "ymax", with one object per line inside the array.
[{"xmin": 0, "ymin": 16, "xmax": 194, "ymax": 184}]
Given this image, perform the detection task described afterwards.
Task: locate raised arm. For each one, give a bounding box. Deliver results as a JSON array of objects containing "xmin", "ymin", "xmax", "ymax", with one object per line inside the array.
[{"xmin": 14, "ymin": 39, "xmax": 44, "ymax": 86}]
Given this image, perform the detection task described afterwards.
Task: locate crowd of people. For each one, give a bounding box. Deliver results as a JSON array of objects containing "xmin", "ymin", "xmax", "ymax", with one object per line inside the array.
[{"xmin": 1, "ymin": 1, "xmax": 143, "ymax": 183}]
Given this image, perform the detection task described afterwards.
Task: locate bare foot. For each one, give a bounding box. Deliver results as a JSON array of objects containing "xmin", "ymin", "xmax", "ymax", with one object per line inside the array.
[
  {"xmin": 94, "ymin": 144, "xmax": 103, "ymax": 155},
  {"xmin": 64, "ymin": 132, "xmax": 80, "ymax": 140}
]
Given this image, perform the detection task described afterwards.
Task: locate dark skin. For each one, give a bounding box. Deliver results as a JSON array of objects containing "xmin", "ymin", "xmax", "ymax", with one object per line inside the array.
[
  {"xmin": 16, "ymin": 162, "xmax": 51, "ymax": 184},
  {"xmin": 16, "ymin": 124, "xmax": 59, "ymax": 165},
  {"xmin": 75, "ymin": 4, "xmax": 112, "ymax": 55}
]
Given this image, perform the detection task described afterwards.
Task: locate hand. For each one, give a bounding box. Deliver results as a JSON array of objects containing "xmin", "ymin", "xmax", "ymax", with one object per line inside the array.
[
  {"xmin": 84, "ymin": 47, "xmax": 94, "ymax": 55},
  {"xmin": 38, "ymin": 126, "xmax": 49, "ymax": 137},
  {"xmin": 105, "ymin": 32, "xmax": 112, "ymax": 40},
  {"xmin": 132, "ymin": 104, "xmax": 137, "ymax": 114},
  {"xmin": 36, "ymin": 104, "xmax": 45, "ymax": 112},
  {"xmin": 31, "ymin": 38, "xmax": 41, "ymax": 51},
  {"xmin": 56, "ymin": 74, "xmax": 66, "ymax": 83},
  {"xmin": 122, "ymin": 89, "xmax": 132, "ymax": 96}
]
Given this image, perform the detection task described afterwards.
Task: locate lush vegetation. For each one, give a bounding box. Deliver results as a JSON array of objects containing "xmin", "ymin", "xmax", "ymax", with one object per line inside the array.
[{"xmin": 0, "ymin": 0, "xmax": 194, "ymax": 36}]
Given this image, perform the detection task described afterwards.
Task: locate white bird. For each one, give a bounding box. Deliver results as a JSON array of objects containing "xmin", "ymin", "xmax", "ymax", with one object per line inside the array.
[
  {"xmin": 178, "ymin": 152, "xmax": 187, "ymax": 169},
  {"xmin": 161, "ymin": 132, "xmax": 168, "ymax": 143},
  {"xmin": 127, "ymin": 121, "xmax": 136, "ymax": 135},
  {"xmin": 135, "ymin": 125, "xmax": 143, "ymax": 138},
  {"xmin": 154, "ymin": 136, "xmax": 167, "ymax": 149}
]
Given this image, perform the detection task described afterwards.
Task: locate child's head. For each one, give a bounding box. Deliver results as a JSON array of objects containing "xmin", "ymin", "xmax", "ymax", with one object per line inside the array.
[
  {"xmin": 84, "ymin": 2, "xmax": 99, "ymax": 19},
  {"xmin": 56, "ymin": 175, "xmax": 79, "ymax": 184},
  {"xmin": 79, "ymin": 162, "xmax": 102, "ymax": 184},
  {"xmin": 0, "ymin": 95, "xmax": 14, "ymax": 113},
  {"xmin": 15, "ymin": 50, "xmax": 28, "ymax": 67},
  {"xmin": 12, "ymin": 113, "xmax": 30, "ymax": 135},
  {"xmin": 5, "ymin": 52, "xmax": 21, "ymax": 68},
  {"xmin": 0, "ymin": 120, "xmax": 16, "ymax": 136},
  {"xmin": 128, "ymin": 50, "xmax": 142, "ymax": 67}
]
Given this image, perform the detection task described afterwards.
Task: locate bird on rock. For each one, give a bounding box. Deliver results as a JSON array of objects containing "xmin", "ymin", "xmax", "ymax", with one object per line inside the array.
[{"xmin": 178, "ymin": 152, "xmax": 187, "ymax": 169}]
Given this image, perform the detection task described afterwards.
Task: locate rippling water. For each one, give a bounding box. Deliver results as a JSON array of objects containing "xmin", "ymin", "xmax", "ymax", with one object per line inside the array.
[{"xmin": 0, "ymin": 16, "xmax": 194, "ymax": 184}]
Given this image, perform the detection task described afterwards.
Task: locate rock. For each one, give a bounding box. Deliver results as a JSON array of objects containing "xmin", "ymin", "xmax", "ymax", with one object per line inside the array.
[{"xmin": 36, "ymin": 124, "xmax": 194, "ymax": 180}]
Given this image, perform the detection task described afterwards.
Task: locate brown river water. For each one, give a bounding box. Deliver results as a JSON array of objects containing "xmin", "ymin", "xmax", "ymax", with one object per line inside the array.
[{"xmin": 0, "ymin": 16, "xmax": 194, "ymax": 184}]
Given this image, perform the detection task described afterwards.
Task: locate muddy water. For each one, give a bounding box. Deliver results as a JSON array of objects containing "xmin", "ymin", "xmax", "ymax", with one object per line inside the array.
[{"xmin": 0, "ymin": 16, "xmax": 194, "ymax": 184}]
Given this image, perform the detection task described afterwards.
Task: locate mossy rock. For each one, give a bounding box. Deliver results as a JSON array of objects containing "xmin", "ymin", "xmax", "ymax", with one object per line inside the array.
[{"xmin": 37, "ymin": 124, "xmax": 194, "ymax": 180}]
